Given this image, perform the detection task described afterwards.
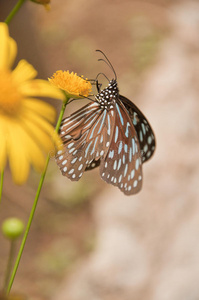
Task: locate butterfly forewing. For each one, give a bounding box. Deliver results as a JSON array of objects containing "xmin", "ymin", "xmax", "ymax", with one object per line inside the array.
[
  {"xmin": 56, "ymin": 102, "xmax": 115, "ymax": 180},
  {"xmin": 120, "ymin": 95, "xmax": 155, "ymax": 163},
  {"xmin": 100, "ymin": 101, "xmax": 142, "ymax": 195}
]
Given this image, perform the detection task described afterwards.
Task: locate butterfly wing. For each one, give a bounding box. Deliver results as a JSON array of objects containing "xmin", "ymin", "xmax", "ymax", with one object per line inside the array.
[
  {"xmin": 56, "ymin": 102, "xmax": 115, "ymax": 180},
  {"xmin": 100, "ymin": 102, "xmax": 142, "ymax": 195},
  {"xmin": 120, "ymin": 95, "xmax": 156, "ymax": 163},
  {"xmin": 85, "ymin": 158, "xmax": 101, "ymax": 170},
  {"xmin": 56, "ymin": 78, "xmax": 155, "ymax": 196}
]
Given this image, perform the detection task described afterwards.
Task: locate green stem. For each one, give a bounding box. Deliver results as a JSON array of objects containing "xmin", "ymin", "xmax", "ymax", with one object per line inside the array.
[
  {"xmin": 3, "ymin": 241, "xmax": 16, "ymax": 292},
  {"xmin": 55, "ymin": 93, "xmax": 69, "ymax": 132},
  {"xmin": 6, "ymin": 157, "xmax": 50, "ymax": 294},
  {"xmin": 5, "ymin": 0, "xmax": 27, "ymax": 25},
  {"xmin": 0, "ymin": 170, "xmax": 4, "ymax": 205},
  {"xmin": 6, "ymin": 96, "xmax": 69, "ymax": 294}
]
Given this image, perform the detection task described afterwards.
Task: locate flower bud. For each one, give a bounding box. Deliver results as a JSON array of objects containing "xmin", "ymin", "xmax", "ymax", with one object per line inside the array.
[{"xmin": 2, "ymin": 218, "xmax": 24, "ymax": 240}]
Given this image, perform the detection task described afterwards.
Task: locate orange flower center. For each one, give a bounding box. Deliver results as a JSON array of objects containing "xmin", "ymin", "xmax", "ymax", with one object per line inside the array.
[{"xmin": 0, "ymin": 70, "xmax": 22, "ymax": 115}]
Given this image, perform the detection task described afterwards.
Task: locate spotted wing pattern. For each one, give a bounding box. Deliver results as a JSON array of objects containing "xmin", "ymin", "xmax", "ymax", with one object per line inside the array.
[
  {"xmin": 100, "ymin": 102, "xmax": 142, "ymax": 195},
  {"xmin": 56, "ymin": 79, "xmax": 155, "ymax": 196},
  {"xmin": 56, "ymin": 102, "xmax": 115, "ymax": 180},
  {"xmin": 120, "ymin": 95, "xmax": 155, "ymax": 163}
]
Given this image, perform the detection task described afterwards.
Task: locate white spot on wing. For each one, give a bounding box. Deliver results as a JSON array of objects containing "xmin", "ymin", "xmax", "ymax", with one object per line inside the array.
[
  {"xmin": 135, "ymin": 158, "xmax": 139, "ymax": 170},
  {"xmin": 115, "ymin": 126, "xmax": 119, "ymax": 143},
  {"xmin": 125, "ymin": 122, "xmax": 130, "ymax": 138},
  {"xmin": 68, "ymin": 142, "xmax": 74, "ymax": 149},
  {"xmin": 131, "ymin": 170, "xmax": 135, "ymax": 179},
  {"xmin": 133, "ymin": 180, "xmax": 138, "ymax": 187},
  {"xmin": 69, "ymin": 148, "xmax": 75, "ymax": 154},
  {"xmin": 108, "ymin": 150, "xmax": 114, "ymax": 159},
  {"xmin": 113, "ymin": 160, "xmax": 117, "ymax": 170},
  {"xmin": 124, "ymin": 164, "xmax": 128, "ymax": 177},
  {"xmin": 148, "ymin": 136, "xmax": 152, "ymax": 144},
  {"xmin": 62, "ymin": 160, "xmax": 67, "ymax": 165},
  {"xmin": 117, "ymin": 159, "xmax": 121, "ymax": 170},
  {"xmin": 100, "ymin": 150, "xmax": 104, "ymax": 156},
  {"xmin": 78, "ymin": 164, "xmax": 83, "ymax": 171},
  {"xmin": 118, "ymin": 141, "xmax": 122, "ymax": 154},
  {"xmin": 71, "ymin": 158, "xmax": 77, "ymax": 164}
]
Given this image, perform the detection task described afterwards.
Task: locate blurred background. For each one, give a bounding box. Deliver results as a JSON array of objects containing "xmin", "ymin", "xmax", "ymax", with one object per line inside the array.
[{"xmin": 1, "ymin": 0, "xmax": 199, "ymax": 299}]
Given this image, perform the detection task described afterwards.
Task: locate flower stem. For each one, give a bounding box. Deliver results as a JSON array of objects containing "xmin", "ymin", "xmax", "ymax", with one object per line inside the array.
[
  {"xmin": 6, "ymin": 158, "xmax": 49, "ymax": 294},
  {"xmin": 0, "ymin": 170, "xmax": 4, "ymax": 205},
  {"xmin": 55, "ymin": 94, "xmax": 69, "ymax": 132},
  {"xmin": 3, "ymin": 241, "xmax": 16, "ymax": 293},
  {"xmin": 5, "ymin": 0, "xmax": 27, "ymax": 25},
  {"xmin": 6, "ymin": 96, "xmax": 70, "ymax": 294}
]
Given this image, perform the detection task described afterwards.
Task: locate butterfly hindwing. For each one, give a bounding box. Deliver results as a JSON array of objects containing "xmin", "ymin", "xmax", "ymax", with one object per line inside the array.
[{"xmin": 120, "ymin": 95, "xmax": 155, "ymax": 163}]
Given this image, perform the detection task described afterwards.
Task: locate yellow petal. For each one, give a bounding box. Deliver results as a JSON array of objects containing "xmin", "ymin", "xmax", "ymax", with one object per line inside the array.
[
  {"xmin": 0, "ymin": 23, "xmax": 14, "ymax": 70},
  {"xmin": 19, "ymin": 79, "xmax": 65, "ymax": 100},
  {"xmin": 22, "ymin": 109, "xmax": 62, "ymax": 149},
  {"xmin": 29, "ymin": 145, "xmax": 46, "ymax": 173},
  {"xmin": 7, "ymin": 37, "xmax": 17, "ymax": 69},
  {"xmin": 18, "ymin": 124, "xmax": 46, "ymax": 173},
  {"xmin": 22, "ymin": 98, "xmax": 56, "ymax": 124},
  {"xmin": 12, "ymin": 59, "xmax": 37, "ymax": 84},
  {"xmin": 19, "ymin": 112, "xmax": 56, "ymax": 154},
  {"xmin": 0, "ymin": 118, "xmax": 7, "ymax": 171},
  {"xmin": 7, "ymin": 122, "xmax": 30, "ymax": 184}
]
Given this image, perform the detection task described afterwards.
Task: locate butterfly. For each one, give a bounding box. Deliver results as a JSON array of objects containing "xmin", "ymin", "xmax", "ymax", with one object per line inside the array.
[{"xmin": 56, "ymin": 51, "xmax": 155, "ymax": 195}]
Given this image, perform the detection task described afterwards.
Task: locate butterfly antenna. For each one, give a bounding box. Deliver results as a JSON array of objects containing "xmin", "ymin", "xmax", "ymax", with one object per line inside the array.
[
  {"xmin": 96, "ymin": 49, "xmax": 117, "ymax": 80},
  {"xmin": 96, "ymin": 72, "xmax": 110, "ymax": 82},
  {"xmin": 95, "ymin": 72, "xmax": 110, "ymax": 92}
]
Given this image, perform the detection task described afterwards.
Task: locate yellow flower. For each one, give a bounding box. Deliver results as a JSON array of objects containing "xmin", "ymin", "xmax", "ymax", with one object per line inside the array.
[
  {"xmin": 0, "ymin": 23, "xmax": 64, "ymax": 184},
  {"xmin": 49, "ymin": 70, "xmax": 92, "ymax": 99}
]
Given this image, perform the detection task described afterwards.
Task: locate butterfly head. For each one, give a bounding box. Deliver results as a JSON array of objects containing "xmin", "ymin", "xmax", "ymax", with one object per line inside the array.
[{"xmin": 95, "ymin": 79, "xmax": 119, "ymax": 110}]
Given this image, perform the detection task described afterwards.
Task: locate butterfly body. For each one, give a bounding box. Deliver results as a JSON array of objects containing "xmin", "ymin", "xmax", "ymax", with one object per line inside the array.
[{"xmin": 56, "ymin": 79, "xmax": 155, "ymax": 195}]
